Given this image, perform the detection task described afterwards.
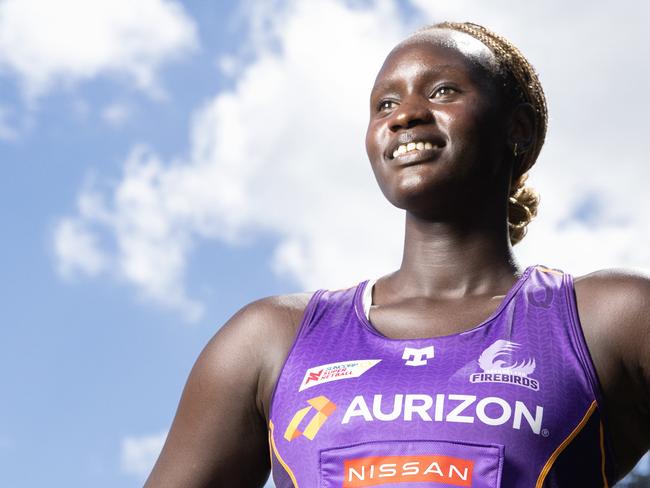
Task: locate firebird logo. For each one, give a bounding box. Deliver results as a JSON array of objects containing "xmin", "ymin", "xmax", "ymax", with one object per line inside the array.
[
  {"xmin": 470, "ymin": 340, "xmax": 540, "ymax": 391},
  {"xmin": 478, "ymin": 340, "xmax": 536, "ymax": 376}
]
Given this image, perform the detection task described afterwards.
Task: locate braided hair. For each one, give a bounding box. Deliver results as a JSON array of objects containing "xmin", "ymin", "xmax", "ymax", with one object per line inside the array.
[{"xmin": 412, "ymin": 21, "xmax": 548, "ymax": 246}]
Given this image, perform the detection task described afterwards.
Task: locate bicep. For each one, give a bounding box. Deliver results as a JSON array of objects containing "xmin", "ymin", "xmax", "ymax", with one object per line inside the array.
[
  {"xmin": 610, "ymin": 271, "xmax": 650, "ymax": 415},
  {"xmin": 600, "ymin": 270, "xmax": 650, "ymax": 445},
  {"xmin": 631, "ymin": 276, "xmax": 650, "ymax": 426},
  {"xmin": 144, "ymin": 302, "xmax": 272, "ymax": 488}
]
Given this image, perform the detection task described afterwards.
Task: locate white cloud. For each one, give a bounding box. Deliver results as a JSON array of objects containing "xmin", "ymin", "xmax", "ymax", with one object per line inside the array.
[
  {"xmin": 0, "ymin": 0, "xmax": 197, "ymax": 99},
  {"xmin": 102, "ymin": 102, "xmax": 131, "ymax": 127},
  {"xmin": 54, "ymin": 0, "xmax": 407, "ymax": 320},
  {"xmin": 120, "ymin": 431, "xmax": 166, "ymax": 480},
  {"xmin": 55, "ymin": 147, "xmax": 204, "ymax": 321},
  {"xmin": 217, "ymin": 54, "xmax": 242, "ymax": 78},
  {"xmin": 55, "ymin": 0, "xmax": 650, "ymax": 320},
  {"xmin": 54, "ymin": 218, "xmax": 109, "ymax": 278}
]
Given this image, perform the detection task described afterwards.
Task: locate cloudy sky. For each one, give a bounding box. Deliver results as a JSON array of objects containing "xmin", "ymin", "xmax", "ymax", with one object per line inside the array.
[{"xmin": 2, "ymin": 0, "xmax": 649, "ymax": 486}]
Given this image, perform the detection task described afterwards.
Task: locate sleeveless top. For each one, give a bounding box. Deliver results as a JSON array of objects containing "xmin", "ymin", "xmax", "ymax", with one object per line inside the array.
[{"xmin": 267, "ymin": 264, "xmax": 619, "ymax": 487}]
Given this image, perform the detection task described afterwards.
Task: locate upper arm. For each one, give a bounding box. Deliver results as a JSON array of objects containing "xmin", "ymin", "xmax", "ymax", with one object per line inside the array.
[
  {"xmin": 616, "ymin": 270, "xmax": 650, "ymax": 422},
  {"xmin": 577, "ymin": 268, "xmax": 650, "ymax": 452},
  {"xmin": 590, "ymin": 268, "xmax": 650, "ymax": 404},
  {"xmin": 144, "ymin": 296, "xmax": 292, "ymax": 488}
]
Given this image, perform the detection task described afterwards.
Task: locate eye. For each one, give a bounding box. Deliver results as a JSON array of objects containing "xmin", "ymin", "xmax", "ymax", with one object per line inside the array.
[
  {"xmin": 377, "ymin": 99, "xmax": 398, "ymax": 112},
  {"xmin": 431, "ymin": 86, "xmax": 457, "ymax": 99}
]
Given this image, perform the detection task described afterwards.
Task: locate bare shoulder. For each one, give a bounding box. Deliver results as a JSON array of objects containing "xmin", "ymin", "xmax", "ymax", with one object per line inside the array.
[
  {"xmin": 171, "ymin": 290, "xmax": 315, "ymax": 429},
  {"xmin": 247, "ymin": 291, "xmax": 315, "ymax": 324},
  {"xmin": 217, "ymin": 291, "xmax": 314, "ymax": 342},
  {"xmin": 574, "ymin": 266, "xmax": 650, "ymax": 294},
  {"xmin": 218, "ymin": 292, "xmax": 316, "ymax": 420},
  {"xmin": 236, "ymin": 291, "xmax": 315, "ymax": 352},
  {"xmin": 573, "ymin": 266, "xmax": 650, "ymax": 374},
  {"xmin": 145, "ymin": 291, "xmax": 315, "ymax": 487},
  {"xmin": 573, "ymin": 267, "xmax": 650, "ymax": 344}
]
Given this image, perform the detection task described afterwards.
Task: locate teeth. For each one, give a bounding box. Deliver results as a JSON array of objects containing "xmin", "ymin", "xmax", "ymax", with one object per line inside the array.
[{"xmin": 392, "ymin": 141, "xmax": 439, "ymax": 158}]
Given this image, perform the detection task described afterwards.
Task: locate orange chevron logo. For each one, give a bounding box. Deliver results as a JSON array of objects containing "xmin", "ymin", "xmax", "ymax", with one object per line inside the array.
[{"xmin": 284, "ymin": 395, "xmax": 337, "ymax": 441}]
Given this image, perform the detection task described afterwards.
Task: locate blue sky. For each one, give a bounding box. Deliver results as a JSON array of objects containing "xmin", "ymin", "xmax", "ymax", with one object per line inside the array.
[
  {"xmin": 1, "ymin": 1, "xmax": 649, "ymax": 487},
  {"xmin": 0, "ymin": 2, "xmax": 284, "ymax": 486}
]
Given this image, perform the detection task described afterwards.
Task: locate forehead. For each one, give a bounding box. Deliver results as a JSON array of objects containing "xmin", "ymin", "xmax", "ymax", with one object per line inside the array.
[{"xmin": 372, "ymin": 29, "xmax": 500, "ymax": 91}]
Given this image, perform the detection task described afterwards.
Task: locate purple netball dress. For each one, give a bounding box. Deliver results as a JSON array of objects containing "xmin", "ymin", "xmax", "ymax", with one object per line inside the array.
[{"xmin": 267, "ymin": 264, "xmax": 619, "ymax": 487}]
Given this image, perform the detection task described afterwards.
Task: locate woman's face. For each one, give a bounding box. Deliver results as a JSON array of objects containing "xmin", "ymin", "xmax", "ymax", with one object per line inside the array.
[{"xmin": 365, "ymin": 31, "xmax": 511, "ymax": 217}]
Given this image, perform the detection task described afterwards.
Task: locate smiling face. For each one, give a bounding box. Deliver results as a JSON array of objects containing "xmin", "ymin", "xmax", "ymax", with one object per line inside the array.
[{"xmin": 365, "ymin": 29, "xmax": 513, "ymax": 218}]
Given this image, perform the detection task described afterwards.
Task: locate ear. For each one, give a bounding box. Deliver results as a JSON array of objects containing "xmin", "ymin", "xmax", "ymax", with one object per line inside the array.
[{"xmin": 508, "ymin": 102, "xmax": 535, "ymax": 153}]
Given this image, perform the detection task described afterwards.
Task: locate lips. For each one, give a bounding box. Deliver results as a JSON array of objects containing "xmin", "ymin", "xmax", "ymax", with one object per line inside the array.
[
  {"xmin": 386, "ymin": 133, "xmax": 446, "ymax": 161},
  {"xmin": 391, "ymin": 145, "xmax": 444, "ymax": 165}
]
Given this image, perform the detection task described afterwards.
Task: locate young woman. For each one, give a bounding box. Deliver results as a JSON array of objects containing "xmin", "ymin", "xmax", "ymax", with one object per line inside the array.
[{"xmin": 145, "ymin": 21, "xmax": 650, "ymax": 487}]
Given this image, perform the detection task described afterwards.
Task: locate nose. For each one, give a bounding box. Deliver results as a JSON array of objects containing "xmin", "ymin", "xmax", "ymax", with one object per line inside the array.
[{"xmin": 389, "ymin": 98, "xmax": 434, "ymax": 131}]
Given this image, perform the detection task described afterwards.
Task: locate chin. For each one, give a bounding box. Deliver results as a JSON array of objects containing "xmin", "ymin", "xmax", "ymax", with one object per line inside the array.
[
  {"xmin": 381, "ymin": 168, "xmax": 451, "ymax": 206},
  {"xmin": 384, "ymin": 183, "xmax": 451, "ymax": 215}
]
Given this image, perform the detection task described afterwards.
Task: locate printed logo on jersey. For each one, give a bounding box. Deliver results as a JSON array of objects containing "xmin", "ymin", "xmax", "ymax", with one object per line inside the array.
[
  {"xmin": 284, "ymin": 395, "xmax": 336, "ymax": 441},
  {"xmin": 343, "ymin": 454, "xmax": 473, "ymax": 487},
  {"xmin": 341, "ymin": 393, "xmax": 544, "ymax": 435},
  {"xmin": 470, "ymin": 340, "xmax": 539, "ymax": 391},
  {"xmin": 299, "ymin": 359, "xmax": 381, "ymax": 392},
  {"xmin": 402, "ymin": 345, "xmax": 435, "ymax": 366}
]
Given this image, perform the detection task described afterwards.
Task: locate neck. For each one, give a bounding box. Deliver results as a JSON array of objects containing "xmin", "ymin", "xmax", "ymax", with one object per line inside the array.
[{"xmin": 389, "ymin": 207, "xmax": 521, "ymax": 299}]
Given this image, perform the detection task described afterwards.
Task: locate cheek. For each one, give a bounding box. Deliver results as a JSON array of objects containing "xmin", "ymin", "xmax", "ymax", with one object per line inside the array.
[
  {"xmin": 364, "ymin": 124, "xmax": 375, "ymax": 160},
  {"xmin": 365, "ymin": 125, "xmax": 393, "ymax": 193},
  {"xmin": 365, "ymin": 121, "xmax": 388, "ymax": 164},
  {"xmin": 447, "ymin": 102, "xmax": 502, "ymax": 149}
]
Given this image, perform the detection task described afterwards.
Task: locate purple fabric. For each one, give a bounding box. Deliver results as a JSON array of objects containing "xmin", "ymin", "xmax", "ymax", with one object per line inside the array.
[{"xmin": 268, "ymin": 264, "xmax": 619, "ymax": 487}]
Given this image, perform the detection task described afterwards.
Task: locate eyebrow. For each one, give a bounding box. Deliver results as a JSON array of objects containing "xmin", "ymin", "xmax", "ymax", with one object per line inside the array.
[{"xmin": 372, "ymin": 64, "xmax": 468, "ymax": 93}]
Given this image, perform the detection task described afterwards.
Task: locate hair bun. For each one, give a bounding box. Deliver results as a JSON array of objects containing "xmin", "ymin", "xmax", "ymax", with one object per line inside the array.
[{"xmin": 507, "ymin": 172, "xmax": 539, "ymax": 245}]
